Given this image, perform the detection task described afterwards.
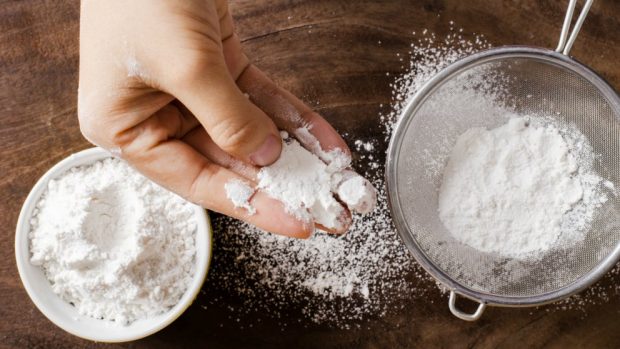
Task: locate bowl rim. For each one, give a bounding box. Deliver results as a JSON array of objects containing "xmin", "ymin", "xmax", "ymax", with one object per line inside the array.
[{"xmin": 15, "ymin": 147, "xmax": 212, "ymax": 342}]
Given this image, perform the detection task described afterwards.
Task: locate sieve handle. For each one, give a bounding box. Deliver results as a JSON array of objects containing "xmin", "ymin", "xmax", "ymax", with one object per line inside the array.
[
  {"xmin": 555, "ymin": 0, "xmax": 594, "ymax": 55},
  {"xmin": 448, "ymin": 291, "xmax": 486, "ymax": 321}
]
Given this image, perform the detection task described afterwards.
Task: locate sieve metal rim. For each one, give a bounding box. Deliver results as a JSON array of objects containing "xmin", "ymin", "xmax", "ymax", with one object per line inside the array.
[{"xmin": 386, "ymin": 46, "xmax": 620, "ymax": 310}]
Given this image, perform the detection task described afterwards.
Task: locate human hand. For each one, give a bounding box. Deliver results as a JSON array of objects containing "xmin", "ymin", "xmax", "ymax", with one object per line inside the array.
[{"xmin": 78, "ymin": 0, "xmax": 355, "ymax": 238}]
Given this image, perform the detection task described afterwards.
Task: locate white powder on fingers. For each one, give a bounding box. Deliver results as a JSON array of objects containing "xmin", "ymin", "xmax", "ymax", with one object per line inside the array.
[
  {"xmin": 438, "ymin": 117, "xmax": 607, "ymax": 258},
  {"xmin": 333, "ymin": 170, "xmax": 377, "ymax": 214},
  {"xmin": 257, "ymin": 136, "xmax": 348, "ymax": 230},
  {"xmin": 29, "ymin": 158, "xmax": 197, "ymax": 324},
  {"xmin": 255, "ymin": 129, "xmax": 378, "ymax": 230},
  {"xmin": 293, "ymin": 127, "xmax": 351, "ymax": 172},
  {"xmin": 225, "ymin": 179, "xmax": 256, "ymax": 215}
]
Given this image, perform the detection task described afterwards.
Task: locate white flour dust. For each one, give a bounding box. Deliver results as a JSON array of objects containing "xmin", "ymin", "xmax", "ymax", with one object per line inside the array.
[
  {"xmin": 29, "ymin": 158, "xmax": 197, "ymax": 324},
  {"xmin": 439, "ymin": 117, "xmax": 608, "ymax": 259},
  {"xmin": 383, "ymin": 26, "xmax": 491, "ymax": 136},
  {"xmin": 211, "ymin": 132, "xmax": 423, "ymax": 327},
  {"xmin": 208, "ymin": 174, "xmax": 428, "ymax": 326}
]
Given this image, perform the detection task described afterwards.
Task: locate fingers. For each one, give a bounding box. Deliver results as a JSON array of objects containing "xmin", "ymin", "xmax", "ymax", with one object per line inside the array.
[
  {"xmin": 315, "ymin": 211, "xmax": 352, "ymax": 235},
  {"xmin": 236, "ymin": 65, "xmax": 351, "ymax": 158},
  {"xmin": 236, "ymin": 66, "xmax": 378, "ymax": 217},
  {"xmin": 183, "ymin": 128, "xmax": 351, "ymax": 234},
  {"xmin": 134, "ymin": 141, "xmax": 312, "ymax": 238},
  {"xmin": 185, "ymin": 127, "xmax": 353, "ymax": 234},
  {"xmin": 178, "ymin": 109, "xmax": 354, "ymax": 234},
  {"xmin": 166, "ymin": 0, "xmax": 282, "ymax": 167},
  {"xmin": 183, "ymin": 126, "xmax": 259, "ymax": 180},
  {"xmin": 233, "ymin": 66, "xmax": 362, "ymax": 231},
  {"xmin": 162, "ymin": 45, "xmax": 281, "ymax": 167},
  {"xmin": 117, "ymin": 107, "xmax": 313, "ymax": 238}
]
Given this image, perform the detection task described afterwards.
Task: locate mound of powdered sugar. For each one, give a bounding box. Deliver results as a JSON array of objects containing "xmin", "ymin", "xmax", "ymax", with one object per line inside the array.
[
  {"xmin": 381, "ymin": 27, "xmax": 620, "ymax": 313},
  {"xmin": 438, "ymin": 117, "xmax": 608, "ymax": 259},
  {"xmin": 29, "ymin": 158, "xmax": 197, "ymax": 324}
]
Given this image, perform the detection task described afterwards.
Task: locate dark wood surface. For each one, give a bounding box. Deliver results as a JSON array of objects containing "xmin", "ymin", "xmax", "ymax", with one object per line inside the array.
[{"xmin": 2, "ymin": 0, "xmax": 620, "ymax": 348}]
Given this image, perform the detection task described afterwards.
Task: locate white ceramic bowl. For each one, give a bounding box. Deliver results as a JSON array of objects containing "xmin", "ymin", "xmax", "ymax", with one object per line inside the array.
[{"xmin": 15, "ymin": 147, "xmax": 212, "ymax": 342}]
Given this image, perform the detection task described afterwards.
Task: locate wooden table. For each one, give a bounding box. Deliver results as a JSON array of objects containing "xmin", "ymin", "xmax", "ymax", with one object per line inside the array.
[{"xmin": 2, "ymin": 0, "xmax": 620, "ymax": 347}]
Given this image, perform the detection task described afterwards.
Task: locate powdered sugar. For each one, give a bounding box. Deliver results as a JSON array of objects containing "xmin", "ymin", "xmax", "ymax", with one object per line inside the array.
[
  {"xmin": 225, "ymin": 179, "xmax": 256, "ymax": 215},
  {"xmin": 29, "ymin": 158, "xmax": 197, "ymax": 324},
  {"xmin": 438, "ymin": 117, "xmax": 607, "ymax": 259},
  {"xmin": 206, "ymin": 178, "xmax": 425, "ymax": 326},
  {"xmin": 244, "ymin": 129, "xmax": 377, "ymax": 230},
  {"xmin": 334, "ymin": 170, "xmax": 377, "ymax": 215},
  {"xmin": 387, "ymin": 26, "xmax": 620, "ymax": 310},
  {"xmin": 293, "ymin": 127, "xmax": 351, "ymax": 172},
  {"xmin": 257, "ymin": 134, "xmax": 349, "ymax": 230},
  {"xmin": 384, "ymin": 30, "xmax": 492, "ymax": 137},
  {"xmin": 354, "ymin": 140, "xmax": 375, "ymax": 152}
]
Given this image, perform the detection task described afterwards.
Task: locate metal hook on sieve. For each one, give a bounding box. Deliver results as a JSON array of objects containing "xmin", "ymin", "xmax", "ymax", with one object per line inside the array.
[
  {"xmin": 448, "ymin": 291, "xmax": 486, "ymax": 321},
  {"xmin": 556, "ymin": 0, "xmax": 594, "ymax": 55}
]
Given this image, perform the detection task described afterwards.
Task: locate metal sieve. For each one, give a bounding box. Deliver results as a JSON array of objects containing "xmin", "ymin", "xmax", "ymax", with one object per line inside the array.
[{"xmin": 387, "ymin": 0, "xmax": 620, "ymax": 321}]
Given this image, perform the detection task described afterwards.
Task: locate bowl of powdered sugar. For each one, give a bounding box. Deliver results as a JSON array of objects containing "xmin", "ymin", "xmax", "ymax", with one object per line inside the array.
[{"xmin": 15, "ymin": 147, "xmax": 212, "ymax": 342}]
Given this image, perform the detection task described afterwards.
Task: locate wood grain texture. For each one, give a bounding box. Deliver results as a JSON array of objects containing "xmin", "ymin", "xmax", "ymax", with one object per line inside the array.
[{"xmin": 1, "ymin": 0, "xmax": 620, "ymax": 348}]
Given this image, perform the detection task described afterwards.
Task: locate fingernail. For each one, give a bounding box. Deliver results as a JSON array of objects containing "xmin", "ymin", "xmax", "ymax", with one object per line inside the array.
[{"xmin": 250, "ymin": 134, "xmax": 281, "ymax": 166}]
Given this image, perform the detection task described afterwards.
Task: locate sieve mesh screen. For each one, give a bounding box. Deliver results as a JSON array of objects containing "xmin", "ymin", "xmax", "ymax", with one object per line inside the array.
[{"xmin": 394, "ymin": 51, "xmax": 620, "ymax": 299}]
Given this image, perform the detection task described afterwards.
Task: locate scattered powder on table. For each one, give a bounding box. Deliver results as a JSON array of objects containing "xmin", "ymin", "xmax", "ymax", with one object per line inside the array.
[
  {"xmin": 29, "ymin": 158, "xmax": 197, "ymax": 324},
  {"xmin": 203, "ymin": 26, "xmax": 490, "ymax": 327},
  {"xmin": 383, "ymin": 27, "xmax": 491, "ymax": 136},
  {"xmin": 208, "ymin": 174, "xmax": 429, "ymax": 327},
  {"xmin": 354, "ymin": 139, "xmax": 375, "ymax": 153},
  {"xmin": 438, "ymin": 117, "xmax": 608, "ymax": 259}
]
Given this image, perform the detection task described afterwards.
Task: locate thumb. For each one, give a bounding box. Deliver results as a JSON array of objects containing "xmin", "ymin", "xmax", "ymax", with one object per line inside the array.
[{"xmin": 169, "ymin": 59, "xmax": 282, "ymax": 166}]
